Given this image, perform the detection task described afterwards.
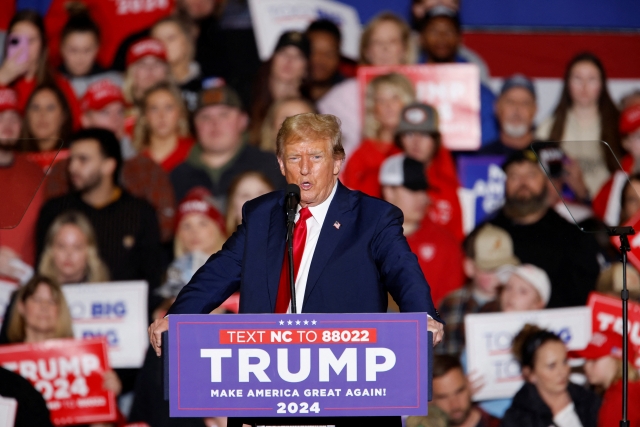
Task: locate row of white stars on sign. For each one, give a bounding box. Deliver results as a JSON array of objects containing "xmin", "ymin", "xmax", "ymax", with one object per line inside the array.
[{"xmin": 279, "ymin": 320, "xmax": 317, "ymax": 326}]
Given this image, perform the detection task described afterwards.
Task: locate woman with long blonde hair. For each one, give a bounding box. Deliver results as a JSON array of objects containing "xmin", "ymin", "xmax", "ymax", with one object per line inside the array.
[
  {"xmin": 359, "ymin": 12, "xmax": 414, "ymax": 66},
  {"xmin": 572, "ymin": 330, "xmax": 640, "ymax": 426},
  {"xmin": 38, "ymin": 211, "xmax": 109, "ymax": 284},
  {"xmin": 341, "ymin": 72, "xmax": 415, "ymax": 197},
  {"xmin": 132, "ymin": 81, "xmax": 193, "ymax": 172},
  {"xmin": 318, "ymin": 12, "xmax": 415, "ymax": 160},
  {"xmin": 121, "ymin": 37, "xmax": 171, "ymax": 136}
]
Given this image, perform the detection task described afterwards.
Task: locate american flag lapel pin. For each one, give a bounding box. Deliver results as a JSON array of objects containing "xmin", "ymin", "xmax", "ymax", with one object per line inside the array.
[{"xmin": 333, "ymin": 221, "xmax": 341, "ymax": 229}]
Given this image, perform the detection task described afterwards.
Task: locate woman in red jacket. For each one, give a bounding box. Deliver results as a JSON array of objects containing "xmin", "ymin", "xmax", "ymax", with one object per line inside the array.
[
  {"xmin": 341, "ymin": 72, "xmax": 415, "ymax": 197},
  {"xmin": 571, "ymin": 330, "xmax": 640, "ymax": 427}
]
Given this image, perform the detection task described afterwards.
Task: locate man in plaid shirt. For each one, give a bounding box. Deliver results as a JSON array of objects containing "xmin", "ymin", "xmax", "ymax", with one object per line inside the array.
[{"xmin": 436, "ymin": 224, "xmax": 519, "ymax": 355}]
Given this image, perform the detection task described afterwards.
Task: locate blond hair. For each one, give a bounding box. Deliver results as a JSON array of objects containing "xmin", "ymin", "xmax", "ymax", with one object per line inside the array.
[
  {"xmin": 39, "ymin": 211, "xmax": 109, "ymax": 283},
  {"xmin": 7, "ymin": 275, "xmax": 73, "ymax": 343},
  {"xmin": 362, "ymin": 73, "xmax": 415, "ymax": 140},
  {"xmin": 359, "ymin": 12, "xmax": 413, "ymax": 65},
  {"xmin": 122, "ymin": 60, "xmax": 171, "ymax": 107},
  {"xmin": 276, "ymin": 113, "xmax": 345, "ymax": 160},
  {"xmin": 260, "ymin": 97, "xmax": 316, "ymax": 153},
  {"xmin": 612, "ymin": 359, "xmax": 640, "ymax": 384},
  {"xmin": 132, "ymin": 81, "xmax": 190, "ymax": 152}
]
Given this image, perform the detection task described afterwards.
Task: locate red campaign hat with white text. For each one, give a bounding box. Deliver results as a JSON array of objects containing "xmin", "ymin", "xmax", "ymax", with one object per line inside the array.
[
  {"xmin": 81, "ymin": 79, "xmax": 125, "ymax": 112},
  {"xmin": 620, "ymin": 104, "xmax": 640, "ymax": 135},
  {"xmin": 0, "ymin": 87, "xmax": 19, "ymax": 112},
  {"xmin": 176, "ymin": 187, "xmax": 226, "ymax": 234},
  {"xmin": 569, "ymin": 330, "xmax": 634, "ymax": 361},
  {"xmin": 126, "ymin": 38, "xmax": 167, "ymax": 67}
]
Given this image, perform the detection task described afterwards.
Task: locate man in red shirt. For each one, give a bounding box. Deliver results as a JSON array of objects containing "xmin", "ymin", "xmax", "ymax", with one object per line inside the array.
[
  {"xmin": 0, "ymin": 87, "xmax": 43, "ymax": 282},
  {"xmin": 570, "ymin": 330, "xmax": 640, "ymax": 427},
  {"xmin": 380, "ymin": 152, "xmax": 465, "ymax": 306}
]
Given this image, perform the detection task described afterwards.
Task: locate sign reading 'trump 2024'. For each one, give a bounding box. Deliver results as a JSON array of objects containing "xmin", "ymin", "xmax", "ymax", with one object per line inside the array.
[{"xmin": 168, "ymin": 313, "xmax": 431, "ymax": 418}]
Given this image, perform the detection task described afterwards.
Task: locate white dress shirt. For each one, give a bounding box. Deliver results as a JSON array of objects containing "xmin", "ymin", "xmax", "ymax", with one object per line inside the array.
[{"xmin": 286, "ymin": 182, "xmax": 338, "ymax": 313}]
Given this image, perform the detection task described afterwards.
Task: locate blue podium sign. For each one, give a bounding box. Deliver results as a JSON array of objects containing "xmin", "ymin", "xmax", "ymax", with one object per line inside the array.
[{"xmin": 168, "ymin": 313, "xmax": 430, "ymax": 418}]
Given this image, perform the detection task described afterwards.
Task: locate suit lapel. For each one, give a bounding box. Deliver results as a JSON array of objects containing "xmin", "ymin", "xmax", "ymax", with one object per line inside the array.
[
  {"xmin": 303, "ymin": 182, "xmax": 353, "ymax": 307},
  {"xmin": 266, "ymin": 200, "xmax": 287, "ymax": 312}
]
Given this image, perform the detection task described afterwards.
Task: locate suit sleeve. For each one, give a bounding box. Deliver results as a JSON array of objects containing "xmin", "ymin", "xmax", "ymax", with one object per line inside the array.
[
  {"xmin": 372, "ymin": 204, "xmax": 442, "ymax": 322},
  {"xmin": 167, "ymin": 210, "xmax": 247, "ymax": 315}
]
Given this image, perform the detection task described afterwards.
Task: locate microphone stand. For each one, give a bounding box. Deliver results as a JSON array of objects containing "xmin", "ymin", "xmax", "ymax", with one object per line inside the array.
[
  {"xmin": 286, "ymin": 201, "xmax": 298, "ymax": 314},
  {"xmin": 607, "ymin": 226, "xmax": 635, "ymax": 427}
]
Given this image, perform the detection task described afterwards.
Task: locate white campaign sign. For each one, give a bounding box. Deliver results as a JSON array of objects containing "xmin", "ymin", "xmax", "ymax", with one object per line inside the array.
[
  {"xmin": 0, "ymin": 280, "xmax": 19, "ymax": 331},
  {"xmin": 465, "ymin": 307, "xmax": 591, "ymax": 400},
  {"xmin": 248, "ymin": 0, "xmax": 361, "ymax": 60},
  {"xmin": 62, "ymin": 281, "xmax": 148, "ymax": 369}
]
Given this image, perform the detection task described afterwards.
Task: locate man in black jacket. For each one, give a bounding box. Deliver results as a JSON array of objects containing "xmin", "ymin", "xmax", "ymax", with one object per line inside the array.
[
  {"xmin": 170, "ymin": 85, "xmax": 286, "ymax": 207},
  {"xmin": 36, "ymin": 128, "xmax": 162, "ymax": 295},
  {"xmin": 485, "ymin": 150, "xmax": 602, "ymax": 307}
]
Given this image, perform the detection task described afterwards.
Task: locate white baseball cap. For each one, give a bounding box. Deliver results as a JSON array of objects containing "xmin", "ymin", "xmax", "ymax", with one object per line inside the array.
[{"xmin": 497, "ymin": 264, "xmax": 551, "ymax": 306}]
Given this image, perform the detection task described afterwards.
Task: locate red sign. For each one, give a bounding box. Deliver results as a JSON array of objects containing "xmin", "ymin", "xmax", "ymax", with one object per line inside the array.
[
  {"xmin": 25, "ymin": 149, "xmax": 70, "ymax": 173},
  {"xmin": 357, "ymin": 64, "xmax": 481, "ymax": 151},
  {"xmin": 587, "ymin": 292, "xmax": 640, "ymax": 368},
  {"xmin": 0, "ymin": 338, "xmax": 117, "ymax": 425}
]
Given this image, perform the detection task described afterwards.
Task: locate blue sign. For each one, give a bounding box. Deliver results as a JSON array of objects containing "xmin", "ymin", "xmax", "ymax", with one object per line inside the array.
[
  {"xmin": 458, "ymin": 155, "xmax": 506, "ymax": 226},
  {"xmin": 168, "ymin": 313, "xmax": 430, "ymax": 418}
]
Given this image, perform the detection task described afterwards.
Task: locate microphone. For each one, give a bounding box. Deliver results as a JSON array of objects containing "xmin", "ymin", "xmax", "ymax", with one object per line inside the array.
[
  {"xmin": 284, "ymin": 184, "xmax": 300, "ymax": 313},
  {"xmin": 285, "ymin": 184, "xmax": 300, "ymax": 226}
]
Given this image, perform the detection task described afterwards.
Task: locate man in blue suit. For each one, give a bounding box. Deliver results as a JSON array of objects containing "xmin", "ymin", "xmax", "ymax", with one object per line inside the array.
[{"xmin": 149, "ymin": 112, "xmax": 444, "ymax": 426}]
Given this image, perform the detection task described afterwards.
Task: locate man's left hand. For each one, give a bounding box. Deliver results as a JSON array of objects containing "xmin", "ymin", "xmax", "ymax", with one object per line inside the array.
[{"xmin": 427, "ymin": 318, "xmax": 444, "ymax": 346}]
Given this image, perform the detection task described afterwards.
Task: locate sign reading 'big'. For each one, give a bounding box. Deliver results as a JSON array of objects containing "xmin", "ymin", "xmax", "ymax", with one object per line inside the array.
[{"xmin": 168, "ymin": 313, "xmax": 431, "ymax": 418}]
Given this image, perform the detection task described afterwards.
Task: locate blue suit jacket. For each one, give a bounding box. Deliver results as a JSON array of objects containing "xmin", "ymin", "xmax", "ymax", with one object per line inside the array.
[{"xmin": 168, "ymin": 181, "xmax": 441, "ymax": 320}]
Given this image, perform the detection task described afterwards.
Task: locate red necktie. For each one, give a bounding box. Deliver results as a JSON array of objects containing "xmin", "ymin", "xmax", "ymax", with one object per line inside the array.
[{"xmin": 275, "ymin": 207, "xmax": 312, "ymax": 313}]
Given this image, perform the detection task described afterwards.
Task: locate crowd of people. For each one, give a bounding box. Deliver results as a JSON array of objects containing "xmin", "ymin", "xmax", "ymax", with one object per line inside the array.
[{"xmin": 0, "ymin": 0, "xmax": 639, "ymax": 426}]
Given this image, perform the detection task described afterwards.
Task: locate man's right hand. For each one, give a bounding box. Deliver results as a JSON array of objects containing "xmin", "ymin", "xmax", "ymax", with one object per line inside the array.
[{"xmin": 148, "ymin": 318, "xmax": 169, "ymax": 357}]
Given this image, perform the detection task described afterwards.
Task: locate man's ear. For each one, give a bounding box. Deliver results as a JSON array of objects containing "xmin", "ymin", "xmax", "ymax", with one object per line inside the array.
[
  {"xmin": 238, "ymin": 112, "xmax": 249, "ymax": 132},
  {"xmin": 102, "ymin": 157, "xmax": 117, "ymax": 179},
  {"xmin": 332, "ymin": 156, "xmax": 343, "ymax": 175},
  {"xmin": 381, "ymin": 186, "xmax": 394, "ymax": 204},
  {"xmin": 522, "ymin": 366, "xmax": 533, "ymax": 382},
  {"xmin": 463, "ymin": 258, "xmax": 476, "ymax": 279},
  {"xmin": 277, "ymin": 156, "xmax": 285, "ymax": 176}
]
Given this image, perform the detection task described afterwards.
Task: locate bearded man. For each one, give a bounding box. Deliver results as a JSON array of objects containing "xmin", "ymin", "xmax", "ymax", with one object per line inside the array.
[{"xmin": 484, "ymin": 150, "xmax": 601, "ymax": 307}]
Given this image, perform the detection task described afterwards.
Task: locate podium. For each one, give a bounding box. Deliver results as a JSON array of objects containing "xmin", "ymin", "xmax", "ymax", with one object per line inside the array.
[{"xmin": 162, "ymin": 313, "xmax": 432, "ymax": 423}]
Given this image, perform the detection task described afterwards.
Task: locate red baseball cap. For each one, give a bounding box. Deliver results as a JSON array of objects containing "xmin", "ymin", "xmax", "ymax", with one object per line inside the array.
[
  {"xmin": 176, "ymin": 187, "xmax": 226, "ymax": 234},
  {"xmin": 0, "ymin": 87, "xmax": 19, "ymax": 112},
  {"xmin": 620, "ymin": 104, "xmax": 640, "ymax": 135},
  {"xmin": 126, "ymin": 38, "xmax": 167, "ymax": 67},
  {"xmin": 81, "ymin": 79, "xmax": 125, "ymax": 112},
  {"xmin": 569, "ymin": 330, "xmax": 632, "ymax": 360}
]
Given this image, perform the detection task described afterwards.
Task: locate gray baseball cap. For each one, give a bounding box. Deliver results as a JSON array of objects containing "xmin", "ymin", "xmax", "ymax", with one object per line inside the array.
[
  {"xmin": 395, "ymin": 103, "xmax": 440, "ymax": 137},
  {"xmin": 500, "ymin": 74, "xmax": 536, "ymax": 99}
]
